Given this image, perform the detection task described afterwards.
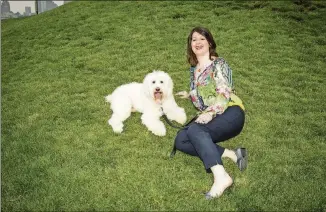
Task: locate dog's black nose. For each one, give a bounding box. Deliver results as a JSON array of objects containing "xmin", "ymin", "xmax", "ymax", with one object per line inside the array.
[{"xmin": 155, "ymin": 88, "xmax": 160, "ymax": 92}]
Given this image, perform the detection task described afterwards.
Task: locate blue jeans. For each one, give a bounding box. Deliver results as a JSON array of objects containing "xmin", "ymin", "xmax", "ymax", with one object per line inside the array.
[{"xmin": 175, "ymin": 106, "xmax": 245, "ymax": 172}]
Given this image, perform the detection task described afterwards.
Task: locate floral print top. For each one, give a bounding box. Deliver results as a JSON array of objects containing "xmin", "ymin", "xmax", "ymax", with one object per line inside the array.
[{"xmin": 189, "ymin": 57, "xmax": 233, "ymax": 115}]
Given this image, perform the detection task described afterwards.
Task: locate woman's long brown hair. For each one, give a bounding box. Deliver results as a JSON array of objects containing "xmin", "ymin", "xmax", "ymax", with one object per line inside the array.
[{"xmin": 187, "ymin": 27, "xmax": 218, "ymax": 67}]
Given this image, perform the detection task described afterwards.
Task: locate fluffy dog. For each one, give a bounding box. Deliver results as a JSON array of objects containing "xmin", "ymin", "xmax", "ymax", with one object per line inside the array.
[{"xmin": 105, "ymin": 70, "xmax": 187, "ymax": 136}]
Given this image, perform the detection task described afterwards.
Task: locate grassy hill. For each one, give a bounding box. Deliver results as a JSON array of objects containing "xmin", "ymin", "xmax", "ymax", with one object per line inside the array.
[{"xmin": 2, "ymin": 1, "xmax": 326, "ymax": 211}]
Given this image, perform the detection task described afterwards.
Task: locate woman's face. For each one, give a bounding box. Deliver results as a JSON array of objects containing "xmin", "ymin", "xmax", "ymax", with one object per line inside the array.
[{"xmin": 191, "ymin": 31, "xmax": 210, "ymax": 57}]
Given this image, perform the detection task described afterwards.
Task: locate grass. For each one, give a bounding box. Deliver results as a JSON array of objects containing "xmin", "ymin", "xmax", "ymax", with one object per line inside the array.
[{"xmin": 1, "ymin": 1, "xmax": 326, "ymax": 211}]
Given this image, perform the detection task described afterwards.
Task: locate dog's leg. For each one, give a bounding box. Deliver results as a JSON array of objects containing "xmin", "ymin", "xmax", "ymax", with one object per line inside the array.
[
  {"xmin": 165, "ymin": 107, "xmax": 187, "ymax": 125},
  {"xmin": 141, "ymin": 113, "xmax": 166, "ymax": 136},
  {"xmin": 108, "ymin": 112, "xmax": 129, "ymax": 133},
  {"xmin": 163, "ymin": 99, "xmax": 187, "ymax": 125},
  {"xmin": 108, "ymin": 97, "xmax": 132, "ymax": 133}
]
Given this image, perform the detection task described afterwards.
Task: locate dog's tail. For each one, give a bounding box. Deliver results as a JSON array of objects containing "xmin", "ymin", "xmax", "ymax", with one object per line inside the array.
[{"xmin": 105, "ymin": 94, "xmax": 112, "ymax": 103}]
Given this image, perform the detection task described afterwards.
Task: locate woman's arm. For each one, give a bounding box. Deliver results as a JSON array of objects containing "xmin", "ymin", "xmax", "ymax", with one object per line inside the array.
[{"xmin": 175, "ymin": 91, "xmax": 190, "ymax": 99}]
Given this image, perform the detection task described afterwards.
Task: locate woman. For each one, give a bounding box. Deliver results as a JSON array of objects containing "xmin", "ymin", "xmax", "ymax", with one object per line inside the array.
[{"xmin": 175, "ymin": 26, "xmax": 247, "ymax": 199}]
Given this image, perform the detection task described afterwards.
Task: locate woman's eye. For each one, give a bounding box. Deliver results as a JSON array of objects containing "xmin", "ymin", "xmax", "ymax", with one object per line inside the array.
[{"xmin": 152, "ymin": 81, "xmax": 155, "ymax": 84}]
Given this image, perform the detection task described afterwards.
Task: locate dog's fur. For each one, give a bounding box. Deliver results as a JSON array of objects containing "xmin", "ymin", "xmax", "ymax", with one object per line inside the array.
[{"xmin": 105, "ymin": 70, "xmax": 187, "ymax": 136}]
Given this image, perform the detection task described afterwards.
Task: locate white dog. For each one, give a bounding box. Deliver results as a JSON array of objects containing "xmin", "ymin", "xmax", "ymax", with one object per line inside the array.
[{"xmin": 105, "ymin": 70, "xmax": 187, "ymax": 136}]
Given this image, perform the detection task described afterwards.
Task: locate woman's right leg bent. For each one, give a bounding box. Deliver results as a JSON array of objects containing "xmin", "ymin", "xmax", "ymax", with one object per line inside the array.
[{"xmin": 175, "ymin": 124, "xmax": 225, "ymax": 170}]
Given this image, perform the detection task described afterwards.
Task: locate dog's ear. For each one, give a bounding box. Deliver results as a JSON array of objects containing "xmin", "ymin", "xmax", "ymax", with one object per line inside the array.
[{"xmin": 142, "ymin": 73, "xmax": 152, "ymax": 98}]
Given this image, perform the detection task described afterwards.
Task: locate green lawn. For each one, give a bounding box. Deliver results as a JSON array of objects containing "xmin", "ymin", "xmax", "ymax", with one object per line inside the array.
[{"xmin": 2, "ymin": 1, "xmax": 326, "ymax": 211}]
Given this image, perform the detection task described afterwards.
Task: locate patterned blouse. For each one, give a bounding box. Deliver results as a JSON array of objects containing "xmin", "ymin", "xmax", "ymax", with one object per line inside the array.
[{"xmin": 189, "ymin": 57, "xmax": 233, "ymax": 115}]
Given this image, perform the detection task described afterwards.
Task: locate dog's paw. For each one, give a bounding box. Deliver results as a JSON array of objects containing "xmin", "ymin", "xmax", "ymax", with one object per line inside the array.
[
  {"xmin": 152, "ymin": 128, "xmax": 166, "ymax": 136},
  {"xmin": 150, "ymin": 124, "xmax": 166, "ymax": 136},
  {"xmin": 112, "ymin": 127, "xmax": 123, "ymax": 134},
  {"xmin": 108, "ymin": 120, "xmax": 123, "ymax": 133},
  {"xmin": 175, "ymin": 110, "xmax": 187, "ymax": 125}
]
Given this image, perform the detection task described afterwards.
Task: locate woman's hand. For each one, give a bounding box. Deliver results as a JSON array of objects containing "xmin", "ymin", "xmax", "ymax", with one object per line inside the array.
[
  {"xmin": 195, "ymin": 113, "xmax": 213, "ymax": 124},
  {"xmin": 175, "ymin": 91, "xmax": 190, "ymax": 99}
]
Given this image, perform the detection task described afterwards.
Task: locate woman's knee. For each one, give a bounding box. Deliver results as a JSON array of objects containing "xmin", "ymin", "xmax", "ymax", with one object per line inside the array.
[
  {"xmin": 175, "ymin": 125, "xmax": 203, "ymax": 148},
  {"xmin": 174, "ymin": 129, "xmax": 193, "ymax": 153},
  {"xmin": 175, "ymin": 129, "xmax": 187, "ymax": 145}
]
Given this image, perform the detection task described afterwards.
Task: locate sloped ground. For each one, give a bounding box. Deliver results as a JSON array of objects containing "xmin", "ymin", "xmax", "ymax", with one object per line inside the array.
[{"xmin": 1, "ymin": 1, "xmax": 326, "ymax": 211}]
